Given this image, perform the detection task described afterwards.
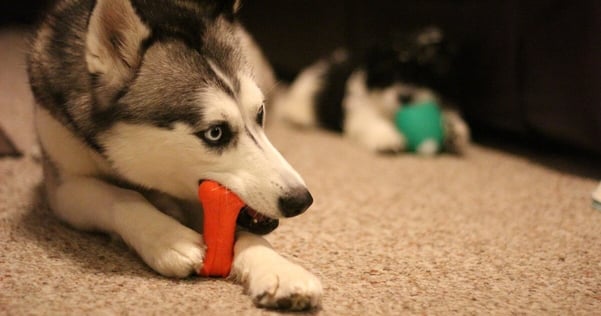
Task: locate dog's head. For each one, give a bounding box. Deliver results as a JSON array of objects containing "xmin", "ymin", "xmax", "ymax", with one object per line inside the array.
[
  {"xmin": 88, "ymin": 0, "xmax": 312, "ymax": 233},
  {"xmin": 360, "ymin": 27, "xmax": 459, "ymax": 118}
]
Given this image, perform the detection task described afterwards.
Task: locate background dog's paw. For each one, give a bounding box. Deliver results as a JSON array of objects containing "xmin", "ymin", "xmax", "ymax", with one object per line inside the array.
[
  {"xmin": 248, "ymin": 262, "xmax": 322, "ymax": 310},
  {"xmin": 356, "ymin": 123, "xmax": 406, "ymax": 154},
  {"xmin": 443, "ymin": 110, "xmax": 471, "ymax": 154},
  {"xmin": 137, "ymin": 226, "xmax": 205, "ymax": 278}
]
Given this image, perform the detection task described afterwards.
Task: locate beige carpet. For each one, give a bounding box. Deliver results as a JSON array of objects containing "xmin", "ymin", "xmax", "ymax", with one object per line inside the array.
[{"xmin": 1, "ymin": 28, "xmax": 600, "ymax": 315}]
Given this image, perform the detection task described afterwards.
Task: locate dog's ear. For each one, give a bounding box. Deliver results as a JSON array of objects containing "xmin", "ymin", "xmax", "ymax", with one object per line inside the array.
[
  {"xmin": 85, "ymin": 0, "xmax": 150, "ymax": 109},
  {"xmin": 212, "ymin": 0, "xmax": 242, "ymax": 20},
  {"xmin": 233, "ymin": 0, "xmax": 243, "ymax": 13},
  {"xmin": 226, "ymin": 0, "xmax": 243, "ymax": 14}
]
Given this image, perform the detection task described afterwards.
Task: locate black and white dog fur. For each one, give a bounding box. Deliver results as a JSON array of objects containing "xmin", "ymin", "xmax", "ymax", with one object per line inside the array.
[
  {"xmin": 275, "ymin": 27, "xmax": 470, "ymax": 155},
  {"xmin": 28, "ymin": 0, "xmax": 321, "ymax": 310}
]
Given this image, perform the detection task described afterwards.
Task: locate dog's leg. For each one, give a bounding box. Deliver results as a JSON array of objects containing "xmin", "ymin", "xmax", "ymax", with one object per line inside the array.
[
  {"xmin": 48, "ymin": 176, "xmax": 204, "ymax": 278},
  {"xmin": 442, "ymin": 109, "xmax": 471, "ymax": 154},
  {"xmin": 232, "ymin": 231, "xmax": 322, "ymax": 310},
  {"xmin": 343, "ymin": 100, "xmax": 406, "ymax": 153},
  {"xmin": 342, "ymin": 71, "xmax": 406, "ymax": 153}
]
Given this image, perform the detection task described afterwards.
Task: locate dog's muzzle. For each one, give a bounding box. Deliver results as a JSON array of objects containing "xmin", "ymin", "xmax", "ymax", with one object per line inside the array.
[{"xmin": 278, "ymin": 188, "xmax": 313, "ymax": 217}]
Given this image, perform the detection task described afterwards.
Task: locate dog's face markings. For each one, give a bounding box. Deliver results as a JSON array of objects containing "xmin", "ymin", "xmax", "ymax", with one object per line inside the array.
[
  {"xmin": 195, "ymin": 121, "xmax": 235, "ymax": 150},
  {"xmin": 206, "ymin": 58, "xmax": 242, "ymax": 97},
  {"xmin": 90, "ymin": 9, "xmax": 311, "ymax": 220},
  {"xmin": 184, "ymin": 75, "xmax": 309, "ymax": 219},
  {"xmin": 192, "ymin": 69, "xmax": 266, "ymax": 152},
  {"xmin": 198, "ymin": 60, "xmax": 264, "ymax": 152},
  {"xmin": 196, "ymin": 75, "xmax": 266, "ymax": 155},
  {"xmin": 255, "ymin": 104, "xmax": 265, "ymax": 126},
  {"xmin": 101, "ymin": 55, "xmax": 307, "ymax": 220},
  {"xmin": 244, "ymin": 125, "xmax": 262, "ymax": 150}
]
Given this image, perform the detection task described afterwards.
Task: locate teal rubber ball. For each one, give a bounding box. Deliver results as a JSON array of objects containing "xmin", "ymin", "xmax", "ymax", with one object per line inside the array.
[{"xmin": 394, "ymin": 100, "xmax": 445, "ymax": 155}]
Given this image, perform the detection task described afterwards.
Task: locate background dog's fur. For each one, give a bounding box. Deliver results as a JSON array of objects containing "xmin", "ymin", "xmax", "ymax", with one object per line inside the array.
[{"xmin": 275, "ymin": 27, "xmax": 470, "ymax": 155}]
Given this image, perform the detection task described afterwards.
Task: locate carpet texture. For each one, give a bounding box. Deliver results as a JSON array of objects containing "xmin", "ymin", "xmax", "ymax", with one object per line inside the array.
[{"xmin": 1, "ymin": 28, "xmax": 600, "ymax": 315}]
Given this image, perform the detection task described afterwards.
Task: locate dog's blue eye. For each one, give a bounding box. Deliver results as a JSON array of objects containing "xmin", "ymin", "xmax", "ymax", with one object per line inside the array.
[
  {"xmin": 198, "ymin": 123, "xmax": 232, "ymax": 147},
  {"xmin": 256, "ymin": 104, "xmax": 265, "ymax": 126},
  {"xmin": 206, "ymin": 126, "xmax": 222, "ymax": 141}
]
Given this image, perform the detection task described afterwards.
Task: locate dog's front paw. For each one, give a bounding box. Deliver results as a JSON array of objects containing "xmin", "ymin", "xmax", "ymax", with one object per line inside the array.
[
  {"xmin": 352, "ymin": 122, "xmax": 406, "ymax": 154},
  {"xmin": 136, "ymin": 225, "xmax": 205, "ymax": 278},
  {"xmin": 247, "ymin": 262, "xmax": 322, "ymax": 310}
]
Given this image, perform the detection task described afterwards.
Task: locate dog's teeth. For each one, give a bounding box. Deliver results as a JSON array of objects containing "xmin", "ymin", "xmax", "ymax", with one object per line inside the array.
[{"xmin": 245, "ymin": 207, "xmax": 270, "ymax": 224}]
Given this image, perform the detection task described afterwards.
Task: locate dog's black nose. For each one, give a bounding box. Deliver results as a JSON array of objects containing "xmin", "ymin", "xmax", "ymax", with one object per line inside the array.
[{"xmin": 278, "ymin": 188, "xmax": 313, "ymax": 217}]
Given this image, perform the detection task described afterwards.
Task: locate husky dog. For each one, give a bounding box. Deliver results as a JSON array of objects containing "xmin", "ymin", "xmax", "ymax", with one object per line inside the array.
[
  {"xmin": 276, "ymin": 27, "xmax": 470, "ymax": 154},
  {"xmin": 28, "ymin": 0, "xmax": 321, "ymax": 310}
]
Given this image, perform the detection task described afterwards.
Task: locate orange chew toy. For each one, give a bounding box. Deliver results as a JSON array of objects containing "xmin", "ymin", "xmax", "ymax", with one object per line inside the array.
[{"xmin": 198, "ymin": 180, "xmax": 244, "ymax": 277}]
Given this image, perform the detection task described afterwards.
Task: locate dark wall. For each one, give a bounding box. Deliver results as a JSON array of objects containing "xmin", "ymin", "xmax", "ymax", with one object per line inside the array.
[
  {"xmin": 0, "ymin": 0, "xmax": 53, "ymax": 25},
  {"xmin": 238, "ymin": 1, "xmax": 350, "ymax": 80},
  {"xmin": 519, "ymin": 1, "xmax": 601, "ymax": 153}
]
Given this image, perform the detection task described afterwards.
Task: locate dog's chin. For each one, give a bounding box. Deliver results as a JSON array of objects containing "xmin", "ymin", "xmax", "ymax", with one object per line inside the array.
[{"xmin": 237, "ymin": 206, "xmax": 279, "ymax": 235}]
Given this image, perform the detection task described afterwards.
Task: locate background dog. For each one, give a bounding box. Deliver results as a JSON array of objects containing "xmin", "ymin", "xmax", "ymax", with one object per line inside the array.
[
  {"xmin": 275, "ymin": 27, "xmax": 471, "ymax": 154},
  {"xmin": 28, "ymin": 0, "xmax": 321, "ymax": 310}
]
